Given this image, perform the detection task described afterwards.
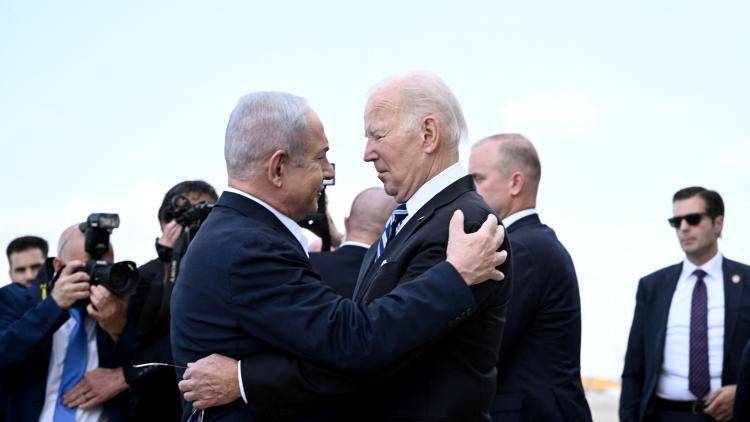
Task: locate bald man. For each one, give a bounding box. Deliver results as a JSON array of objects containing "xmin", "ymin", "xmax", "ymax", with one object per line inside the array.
[
  {"xmin": 470, "ymin": 134, "xmax": 591, "ymax": 421},
  {"xmin": 0, "ymin": 224, "xmax": 132, "ymax": 421},
  {"xmin": 309, "ymin": 187, "xmax": 397, "ymax": 297}
]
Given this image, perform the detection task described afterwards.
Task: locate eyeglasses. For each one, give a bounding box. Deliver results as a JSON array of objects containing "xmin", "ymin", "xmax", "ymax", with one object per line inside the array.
[{"xmin": 668, "ymin": 213, "xmax": 709, "ymax": 228}]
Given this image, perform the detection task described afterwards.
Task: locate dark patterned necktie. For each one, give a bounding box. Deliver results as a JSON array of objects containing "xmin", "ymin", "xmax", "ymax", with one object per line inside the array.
[
  {"xmin": 689, "ymin": 268, "xmax": 710, "ymax": 399},
  {"xmin": 374, "ymin": 204, "xmax": 408, "ymax": 261}
]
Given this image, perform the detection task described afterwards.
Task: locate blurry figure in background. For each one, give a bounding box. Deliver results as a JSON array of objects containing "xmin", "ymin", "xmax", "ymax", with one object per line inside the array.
[
  {"xmin": 125, "ymin": 180, "xmax": 217, "ymax": 421},
  {"xmin": 469, "ymin": 133, "xmax": 592, "ymax": 422},
  {"xmin": 620, "ymin": 187, "xmax": 750, "ymax": 422},
  {"xmin": 309, "ymin": 186, "xmax": 397, "ymax": 297},
  {"xmin": 6, "ymin": 235, "xmax": 48, "ymax": 287},
  {"xmin": 0, "ymin": 222, "xmax": 133, "ymax": 421}
]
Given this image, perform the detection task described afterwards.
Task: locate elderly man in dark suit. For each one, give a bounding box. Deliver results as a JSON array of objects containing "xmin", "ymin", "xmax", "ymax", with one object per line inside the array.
[
  {"xmin": 309, "ymin": 187, "xmax": 396, "ymax": 298},
  {"xmin": 469, "ymin": 133, "xmax": 592, "ymax": 421},
  {"xmin": 170, "ymin": 89, "xmax": 508, "ymax": 421},
  {"xmin": 620, "ymin": 187, "xmax": 750, "ymax": 422}
]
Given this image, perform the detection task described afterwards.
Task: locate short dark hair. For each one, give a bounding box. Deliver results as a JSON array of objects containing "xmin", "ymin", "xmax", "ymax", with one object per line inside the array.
[
  {"xmin": 673, "ymin": 186, "xmax": 724, "ymax": 218},
  {"xmin": 6, "ymin": 236, "xmax": 49, "ymax": 260},
  {"xmin": 158, "ymin": 180, "xmax": 218, "ymax": 224}
]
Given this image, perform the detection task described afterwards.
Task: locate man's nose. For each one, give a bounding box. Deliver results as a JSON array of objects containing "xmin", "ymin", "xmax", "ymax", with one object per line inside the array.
[
  {"xmin": 363, "ymin": 139, "xmax": 376, "ymax": 162},
  {"xmin": 323, "ymin": 160, "xmax": 334, "ymax": 180},
  {"xmin": 679, "ymin": 218, "xmax": 691, "ymax": 231}
]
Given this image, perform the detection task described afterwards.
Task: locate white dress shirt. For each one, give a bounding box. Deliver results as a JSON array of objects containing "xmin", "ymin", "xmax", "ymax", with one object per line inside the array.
[
  {"xmin": 656, "ymin": 252, "xmax": 725, "ymax": 400},
  {"xmin": 38, "ymin": 312, "xmax": 107, "ymax": 422},
  {"xmin": 225, "ymin": 188, "xmax": 310, "ymax": 403},
  {"xmin": 399, "ymin": 162, "xmax": 466, "ymax": 233},
  {"xmin": 502, "ymin": 208, "xmax": 538, "ymax": 229}
]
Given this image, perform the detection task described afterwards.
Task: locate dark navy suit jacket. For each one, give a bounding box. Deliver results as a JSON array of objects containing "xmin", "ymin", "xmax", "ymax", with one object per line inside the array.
[
  {"xmin": 620, "ymin": 257, "xmax": 750, "ymax": 422},
  {"xmin": 491, "ymin": 214, "xmax": 592, "ymax": 422},
  {"xmin": 169, "ymin": 191, "xmax": 476, "ymax": 421},
  {"xmin": 734, "ymin": 338, "xmax": 750, "ymax": 421},
  {"xmin": 0, "ymin": 268, "xmax": 132, "ymax": 421},
  {"xmin": 309, "ymin": 244, "xmax": 368, "ymax": 298},
  {"xmin": 237, "ymin": 176, "xmax": 513, "ymax": 421}
]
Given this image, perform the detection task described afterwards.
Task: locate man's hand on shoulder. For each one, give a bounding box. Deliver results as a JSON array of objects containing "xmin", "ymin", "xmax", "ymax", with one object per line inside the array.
[
  {"xmin": 179, "ymin": 353, "xmax": 241, "ymax": 410},
  {"xmin": 446, "ymin": 211, "xmax": 507, "ymax": 286}
]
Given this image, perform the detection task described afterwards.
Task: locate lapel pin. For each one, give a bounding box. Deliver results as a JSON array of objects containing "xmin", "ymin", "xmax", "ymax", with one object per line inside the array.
[
  {"xmin": 381, "ymin": 259, "xmax": 388, "ymax": 267},
  {"xmin": 732, "ymin": 274, "xmax": 741, "ymax": 284}
]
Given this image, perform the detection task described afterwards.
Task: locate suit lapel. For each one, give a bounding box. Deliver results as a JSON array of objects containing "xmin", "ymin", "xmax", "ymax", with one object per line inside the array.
[
  {"xmin": 654, "ymin": 263, "xmax": 683, "ymax": 371},
  {"xmin": 352, "ymin": 175, "xmax": 475, "ymax": 302},
  {"xmin": 723, "ymin": 258, "xmax": 744, "ymax": 370}
]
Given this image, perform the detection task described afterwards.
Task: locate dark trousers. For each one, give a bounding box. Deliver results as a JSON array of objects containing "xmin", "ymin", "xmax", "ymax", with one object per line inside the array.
[{"xmin": 647, "ymin": 409, "xmax": 713, "ymax": 421}]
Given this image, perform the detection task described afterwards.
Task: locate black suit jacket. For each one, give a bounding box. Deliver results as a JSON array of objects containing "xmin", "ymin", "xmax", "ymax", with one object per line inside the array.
[
  {"xmin": 309, "ymin": 244, "xmax": 368, "ymax": 298},
  {"xmin": 491, "ymin": 214, "xmax": 591, "ymax": 422},
  {"xmin": 239, "ymin": 175, "xmax": 513, "ymax": 422},
  {"xmin": 620, "ymin": 257, "xmax": 750, "ymax": 422},
  {"xmin": 170, "ymin": 191, "xmax": 477, "ymax": 421},
  {"xmin": 734, "ymin": 338, "xmax": 750, "ymax": 421}
]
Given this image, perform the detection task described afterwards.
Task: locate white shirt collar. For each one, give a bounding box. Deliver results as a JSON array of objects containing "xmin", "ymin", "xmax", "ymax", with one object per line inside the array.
[
  {"xmin": 339, "ymin": 241, "xmax": 371, "ymax": 249},
  {"xmin": 503, "ymin": 208, "xmax": 538, "ymax": 228},
  {"xmin": 225, "ymin": 187, "xmax": 309, "ymax": 256},
  {"xmin": 681, "ymin": 251, "xmax": 723, "ymax": 283},
  {"xmin": 401, "ymin": 162, "xmax": 465, "ymax": 228}
]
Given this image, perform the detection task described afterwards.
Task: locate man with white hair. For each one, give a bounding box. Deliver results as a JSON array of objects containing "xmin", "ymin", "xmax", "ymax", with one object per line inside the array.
[{"xmin": 170, "ymin": 90, "xmax": 508, "ymax": 420}]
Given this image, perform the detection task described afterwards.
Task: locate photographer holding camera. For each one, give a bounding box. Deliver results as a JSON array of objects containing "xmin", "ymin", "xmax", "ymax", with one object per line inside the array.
[
  {"xmin": 123, "ymin": 180, "xmax": 217, "ymax": 421},
  {"xmin": 0, "ymin": 217, "xmax": 136, "ymax": 422}
]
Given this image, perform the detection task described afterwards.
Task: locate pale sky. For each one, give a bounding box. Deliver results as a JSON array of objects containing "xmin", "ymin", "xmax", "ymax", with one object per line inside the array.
[{"xmin": 1, "ymin": 0, "xmax": 749, "ymax": 380}]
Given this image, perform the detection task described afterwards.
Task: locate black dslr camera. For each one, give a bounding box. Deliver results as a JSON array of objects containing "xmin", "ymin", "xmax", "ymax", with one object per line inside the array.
[
  {"xmin": 163, "ymin": 195, "xmax": 214, "ymax": 232},
  {"xmin": 78, "ymin": 213, "xmax": 139, "ymax": 296}
]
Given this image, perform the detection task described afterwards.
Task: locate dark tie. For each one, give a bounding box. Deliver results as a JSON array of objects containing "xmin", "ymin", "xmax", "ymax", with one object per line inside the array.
[
  {"xmin": 54, "ymin": 307, "xmax": 88, "ymax": 421},
  {"xmin": 689, "ymin": 268, "xmax": 710, "ymax": 399},
  {"xmin": 375, "ymin": 204, "xmax": 408, "ymax": 261}
]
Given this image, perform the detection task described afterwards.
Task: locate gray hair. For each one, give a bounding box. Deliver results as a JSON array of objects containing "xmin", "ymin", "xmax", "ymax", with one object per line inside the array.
[
  {"xmin": 224, "ymin": 91, "xmax": 310, "ymax": 180},
  {"xmin": 372, "ymin": 72, "xmax": 468, "ymax": 147}
]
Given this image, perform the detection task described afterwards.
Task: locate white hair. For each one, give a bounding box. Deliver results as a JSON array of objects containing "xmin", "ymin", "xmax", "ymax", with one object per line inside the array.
[
  {"xmin": 371, "ymin": 72, "xmax": 468, "ymax": 146},
  {"xmin": 224, "ymin": 91, "xmax": 310, "ymax": 180}
]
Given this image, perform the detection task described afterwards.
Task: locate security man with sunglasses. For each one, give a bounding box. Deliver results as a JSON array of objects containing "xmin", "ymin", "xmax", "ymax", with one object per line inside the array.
[{"xmin": 620, "ymin": 187, "xmax": 750, "ymax": 422}]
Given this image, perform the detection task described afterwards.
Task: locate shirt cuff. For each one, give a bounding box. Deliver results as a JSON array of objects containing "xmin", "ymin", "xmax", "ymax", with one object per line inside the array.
[{"xmin": 238, "ymin": 360, "xmax": 247, "ymax": 403}]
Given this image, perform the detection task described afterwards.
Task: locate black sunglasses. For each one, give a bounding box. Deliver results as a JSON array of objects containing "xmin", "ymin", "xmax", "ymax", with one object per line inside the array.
[{"xmin": 668, "ymin": 213, "xmax": 709, "ymax": 228}]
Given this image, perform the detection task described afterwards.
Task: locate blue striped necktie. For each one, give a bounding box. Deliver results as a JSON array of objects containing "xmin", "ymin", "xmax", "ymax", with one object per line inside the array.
[
  {"xmin": 375, "ymin": 204, "xmax": 408, "ymax": 261},
  {"xmin": 54, "ymin": 307, "xmax": 88, "ymax": 422}
]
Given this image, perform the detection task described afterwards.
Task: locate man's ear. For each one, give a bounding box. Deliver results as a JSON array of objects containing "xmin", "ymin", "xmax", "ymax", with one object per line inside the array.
[
  {"xmin": 714, "ymin": 215, "xmax": 724, "ymax": 238},
  {"xmin": 267, "ymin": 150, "xmax": 288, "ymax": 188},
  {"xmin": 421, "ymin": 115, "xmax": 440, "ymax": 154},
  {"xmin": 509, "ymin": 171, "xmax": 525, "ymax": 196},
  {"xmin": 52, "ymin": 257, "xmax": 64, "ymax": 273}
]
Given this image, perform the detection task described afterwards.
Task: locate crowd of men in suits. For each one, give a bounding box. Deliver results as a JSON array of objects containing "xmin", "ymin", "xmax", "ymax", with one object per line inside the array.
[{"xmin": 1, "ymin": 70, "xmax": 749, "ymax": 422}]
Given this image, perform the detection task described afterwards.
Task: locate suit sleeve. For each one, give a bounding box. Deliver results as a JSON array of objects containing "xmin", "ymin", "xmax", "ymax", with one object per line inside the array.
[
  {"xmin": 494, "ymin": 239, "xmax": 539, "ymax": 358},
  {"xmin": 0, "ymin": 291, "xmax": 68, "ymax": 369},
  {"xmin": 231, "ymin": 232, "xmax": 476, "ymax": 373},
  {"xmin": 238, "ymin": 220, "xmax": 511, "ymax": 414},
  {"xmin": 619, "ymin": 277, "xmax": 648, "ymax": 422}
]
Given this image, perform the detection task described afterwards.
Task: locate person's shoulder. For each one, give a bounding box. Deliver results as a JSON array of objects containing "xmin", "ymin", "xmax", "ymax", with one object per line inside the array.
[
  {"xmin": 724, "ymin": 257, "xmax": 750, "ymax": 274},
  {"xmin": 639, "ymin": 262, "xmax": 682, "ymax": 287},
  {"xmin": 442, "ymin": 190, "xmax": 496, "ymax": 225}
]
